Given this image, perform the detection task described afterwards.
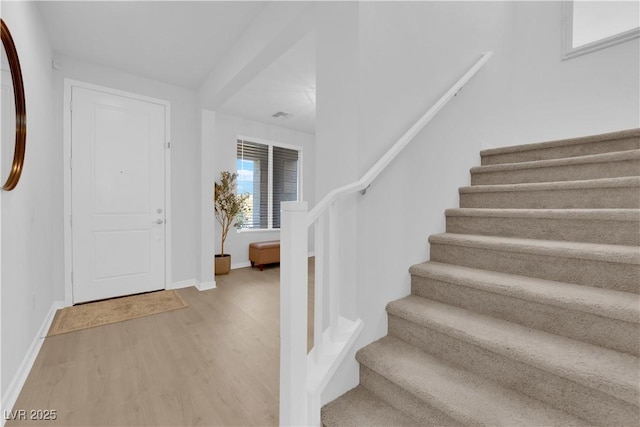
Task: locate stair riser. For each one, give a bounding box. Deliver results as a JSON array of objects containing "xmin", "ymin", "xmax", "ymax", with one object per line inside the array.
[
  {"xmin": 388, "ymin": 315, "xmax": 638, "ymax": 426},
  {"xmin": 472, "ymin": 158, "xmax": 640, "ymax": 185},
  {"xmin": 460, "ymin": 186, "xmax": 640, "ymax": 209},
  {"xmin": 411, "ymin": 275, "xmax": 639, "ymax": 356},
  {"xmin": 481, "ymin": 137, "xmax": 640, "ymax": 165},
  {"xmin": 359, "ymin": 366, "xmax": 459, "ymax": 426},
  {"xmin": 430, "ymin": 242, "xmax": 640, "ymax": 293},
  {"xmin": 446, "ymin": 215, "xmax": 640, "ymax": 246}
]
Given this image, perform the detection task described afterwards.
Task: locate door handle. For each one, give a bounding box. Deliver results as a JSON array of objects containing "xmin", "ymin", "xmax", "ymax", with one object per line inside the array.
[{"xmin": 154, "ymin": 219, "xmax": 164, "ymax": 224}]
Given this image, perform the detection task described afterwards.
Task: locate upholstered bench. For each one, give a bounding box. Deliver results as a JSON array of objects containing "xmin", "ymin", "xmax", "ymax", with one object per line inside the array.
[{"xmin": 249, "ymin": 240, "xmax": 280, "ymax": 271}]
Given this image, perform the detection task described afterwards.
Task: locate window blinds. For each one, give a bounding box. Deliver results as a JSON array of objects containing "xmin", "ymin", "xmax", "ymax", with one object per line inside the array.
[
  {"xmin": 236, "ymin": 139, "xmax": 300, "ymax": 229},
  {"xmin": 272, "ymin": 146, "xmax": 299, "ymax": 228},
  {"xmin": 237, "ymin": 140, "xmax": 269, "ymax": 229}
]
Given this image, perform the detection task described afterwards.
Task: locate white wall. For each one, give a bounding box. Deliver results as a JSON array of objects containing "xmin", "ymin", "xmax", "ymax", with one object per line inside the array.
[
  {"xmin": 52, "ymin": 55, "xmax": 201, "ymax": 286},
  {"xmin": 0, "ymin": 0, "xmax": 59, "ymax": 404},
  {"xmin": 503, "ymin": 0, "xmax": 640, "ymax": 146},
  {"xmin": 208, "ymin": 112, "xmax": 315, "ymax": 269},
  {"xmin": 318, "ymin": 0, "xmax": 639, "ymax": 404},
  {"xmin": 199, "ymin": 109, "xmax": 217, "ymax": 287},
  {"xmin": 318, "ymin": 1, "xmax": 515, "ymax": 403},
  {"xmin": 314, "ymin": 1, "xmax": 362, "ymax": 401},
  {"xmin": 353, "ymin": 0, "xmax": 515, "ymax": 352}
]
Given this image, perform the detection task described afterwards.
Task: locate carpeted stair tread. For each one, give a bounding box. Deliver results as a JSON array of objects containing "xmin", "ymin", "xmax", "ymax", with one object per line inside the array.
[
  {"xmin": 409, "ymin": 261, "xmax": 640, "ymax": 324},
  {"xmin": 474, "ymin": 149, "xmax": 640, "ymax": 173},
  {"xmin": 321, "ymin": 386, "xmax": 421, "ymax": 427},
  {"xmin": 444, "ymin": 208, "xmax": 640, "ymax": 245},
  {"xmin": 445, "ymin": 207, "xmax": 640, "ymax": 221},
  {"xmin": 428, "ymin": 233, "xmax": 640, "ymax": 265},
  {"xmin": 323, "ymin": 129, "xmax": 640, "ymax": 426},
  {"xmin": 472, "ymin": 150, "xmax": 640, "ymax": 184},
  {"xmin": 386, "ymin": 296, "xmax": 639, "ymax": 405},
  {"xmin": 460, "ymin": 176, "xmax": 640, "ymax": 193},
  {"xmin": 480, "ymin": 128, "xmax": 640, "ymax": 165},
  {"xmin": 445, "ymin": 208, "xmax": 640, "ymax": 246},
  {"xmin": 429, "ymin": 233, "xmax": 640, "ymax": 292},
  {"xmin": 459, "ymin": 176, "xmax": 640, "ymax": 209},
  {"xmin": 356, "ymin": 336, "xmax": 588, "ymax": 426},
  {"xmin": 409, "ymin": 261, "xmax": 639, "ymax": 356}
]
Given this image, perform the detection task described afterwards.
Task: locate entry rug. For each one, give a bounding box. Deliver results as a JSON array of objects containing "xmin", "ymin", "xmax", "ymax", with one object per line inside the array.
[{"xmin": 47, "ymin": 290, "xmax": 188, "ymax": 336}]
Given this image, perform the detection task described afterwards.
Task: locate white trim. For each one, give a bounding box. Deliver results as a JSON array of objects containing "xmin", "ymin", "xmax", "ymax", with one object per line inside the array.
[
  {"xmin": 279, "ymin": 201, "xmax": 309, "ymax": 426},
  {"xmin": 237, "ymin": 135, "xmax": 303, "ymax": 153},
  {"xmin": 0, "ymin": 50, "xmax": 3, "ymax": 425},
  {"xmin": 236, "ymin": 135, "xmax": 304, "ymax": 231},
  {"xmin": 196, "ymin": 281, "xmax": 216, "ymax": 292},
  {"xmin": 233, "ymin": 254, "xmax": 312, "ymax": 270},
  {"xmin": 237, "ymin": 228, "xmax": 281, "ymax": 234},
  {"xmin": 164, "ymin": 101, "xmax": 173, "ymax": 295},
  {"xmin": 268, "ymin": 144, "xmax": 274, "ymax": 228},
  {"xmin": 298, "ymin": 149, "xmax": 304, "ymax": 202},
  {"xmin": 63, "ymin": 80, "xmax": 73, "ymax": 307},
  {"xmin": 0, "ymin": 300, "xmax": 64, "ymax": 426},
  {"xmin": 307, "ymin": 316, "xmax": 364, "ymax": 426},
  {"xmin": 167, "ymin": 279, "xmax": 199, "ymax": 290},
  {"xmin": 231, "ymin": 261, "xmax": 252, "ymax": 270},
  {"xmin": 561, "ymin": 1, "xmax": 640, "ymax": 60},
  {"xmin": 63, "ymin": 79, "xmax": 172, "ymax": 305}
]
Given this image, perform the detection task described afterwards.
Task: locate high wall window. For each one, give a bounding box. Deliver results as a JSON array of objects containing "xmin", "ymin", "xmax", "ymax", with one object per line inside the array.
[
  {"xmin": 563, "ymin": 0, "xmax": 639, "ymax": 59},
  {"xmin": 236, "ymin": 138, "xmax": 302, "ymax": 230}
]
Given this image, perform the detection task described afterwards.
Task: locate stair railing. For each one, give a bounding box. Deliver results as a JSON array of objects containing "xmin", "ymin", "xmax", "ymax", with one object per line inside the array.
[{"xmin": 280, "ymin": 51, "xmax": 493, "ymax": 427}]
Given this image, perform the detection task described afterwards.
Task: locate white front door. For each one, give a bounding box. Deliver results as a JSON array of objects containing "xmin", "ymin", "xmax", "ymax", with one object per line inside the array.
[{"xmin": 71, "ymin": 85, "xmax": 167, "ymax": 304}]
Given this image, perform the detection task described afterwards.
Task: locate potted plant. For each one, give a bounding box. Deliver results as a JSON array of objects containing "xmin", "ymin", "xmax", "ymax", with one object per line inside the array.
[{"xmin": 214, "ymin": 171, "xmax": 249, "ymax": 275}]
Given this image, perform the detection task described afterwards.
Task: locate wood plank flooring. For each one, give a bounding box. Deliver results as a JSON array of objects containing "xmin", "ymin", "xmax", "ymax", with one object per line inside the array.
[{"xmin": 7, "ymin": 260, "xmax": 314, "ymax": 426}]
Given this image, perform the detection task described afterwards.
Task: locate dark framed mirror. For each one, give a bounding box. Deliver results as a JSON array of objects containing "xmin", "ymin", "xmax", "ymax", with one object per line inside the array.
[{"xmin": 1, "ymin": 18, "xmax": 26, "ymax": 191}]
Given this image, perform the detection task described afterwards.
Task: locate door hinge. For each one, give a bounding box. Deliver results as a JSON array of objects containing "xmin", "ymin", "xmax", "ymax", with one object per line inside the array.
[{"xmin": 166, "ymin": 141, "xmax": 171, "ymax": 149}]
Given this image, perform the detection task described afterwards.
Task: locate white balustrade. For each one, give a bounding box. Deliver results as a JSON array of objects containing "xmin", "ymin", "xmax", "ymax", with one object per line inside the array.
[
  {"xmin": 280, "ymin": 52, "xmax": 493, "ymax": 427},
  {"xmin": 279, "ymin": 201, "xmax": 308, "ymax": 426}
]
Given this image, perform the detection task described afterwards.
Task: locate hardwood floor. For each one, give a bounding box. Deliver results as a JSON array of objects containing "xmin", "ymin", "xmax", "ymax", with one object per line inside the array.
[{"xmin": 7, "ymin": 260, "xmax": 314, "ymax": 426}]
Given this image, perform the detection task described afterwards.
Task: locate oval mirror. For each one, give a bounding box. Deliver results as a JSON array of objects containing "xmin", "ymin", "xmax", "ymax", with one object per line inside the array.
[{"xmin": 1, "ymin": 19, "xmax": 26, "ymax": 191}]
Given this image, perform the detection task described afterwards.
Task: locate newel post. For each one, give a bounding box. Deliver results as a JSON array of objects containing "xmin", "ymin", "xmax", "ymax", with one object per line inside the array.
[{"xmin": 280, "ymin": 201, "xmax": 309, "ymax": 426}]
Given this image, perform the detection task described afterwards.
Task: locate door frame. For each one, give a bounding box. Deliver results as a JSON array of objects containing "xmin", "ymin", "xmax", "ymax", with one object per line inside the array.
[{"xmin": 63, "ymin": 79, "xmax": 172, "ymax": 306}]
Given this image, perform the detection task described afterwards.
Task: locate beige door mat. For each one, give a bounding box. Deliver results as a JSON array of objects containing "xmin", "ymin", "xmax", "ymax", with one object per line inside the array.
[{"xmin": 48, "ymin": 290, "xmax": 188, "ymax": 336}]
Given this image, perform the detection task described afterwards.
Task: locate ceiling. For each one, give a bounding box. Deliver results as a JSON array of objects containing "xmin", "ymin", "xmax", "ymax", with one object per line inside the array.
[
  {"xmin": 217, "ymin": 32, "xmax": 316, "ymax": 134},
  {"xmin": 36, "ymin": 1, "xmax": 316, "ymax": 133}
]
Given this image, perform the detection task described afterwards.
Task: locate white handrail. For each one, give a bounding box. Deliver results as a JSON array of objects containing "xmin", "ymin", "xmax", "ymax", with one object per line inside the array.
[
  {"xmin": 281, "ymin": 51, "xmax": 494, "ymax": 426},
  {"xmin": 307, "ymin": 51, "xmax": 493, "ymax": 226}
]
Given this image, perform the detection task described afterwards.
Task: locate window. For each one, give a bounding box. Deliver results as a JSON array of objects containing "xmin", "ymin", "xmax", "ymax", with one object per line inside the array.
[
  {"xmin": 562, "ymin": 1, "xmax": 640, "ymax": 60},
  {"xmin": 236, "ymin": 138, "xmax": 302, "ymax": 230}
]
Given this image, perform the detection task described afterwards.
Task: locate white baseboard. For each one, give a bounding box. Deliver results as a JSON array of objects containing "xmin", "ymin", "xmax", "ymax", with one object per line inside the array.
[
  {"xmin": 231, "ymin": 261, "xmax": 252, "ymax": 270},
  {"xmin": 1, "ymin": 300, "xmax": 64, "ymax": 426},
  {"xmin": 167, "ymin": 279, "xmax": 199, "ymax": 290},
  {"xmin": 196, "ymin": 281, "xmax": 216, "ymax": 292},
  {"xmin": 231, "ymin": 254, "xmax": 314, "ymax": 271}
]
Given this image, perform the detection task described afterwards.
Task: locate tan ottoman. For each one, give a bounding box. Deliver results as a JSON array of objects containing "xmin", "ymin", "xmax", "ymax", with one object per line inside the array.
[{"xmin": 249, "ymin": 240, "xmax": 280, "ymax": 271}]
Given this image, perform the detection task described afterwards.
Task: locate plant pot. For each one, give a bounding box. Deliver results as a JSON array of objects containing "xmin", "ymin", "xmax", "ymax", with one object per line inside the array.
[{"xmin": 214, "ymin": 254, "xmax": 231, "ymax": 275}]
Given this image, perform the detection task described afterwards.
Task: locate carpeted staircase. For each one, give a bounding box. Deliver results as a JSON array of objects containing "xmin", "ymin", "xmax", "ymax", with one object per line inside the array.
[{"xmin": 322, "ymin": 129, "xmax": 640, "ymax": 426}]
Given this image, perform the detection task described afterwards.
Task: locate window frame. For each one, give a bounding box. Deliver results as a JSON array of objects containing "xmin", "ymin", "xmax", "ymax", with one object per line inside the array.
[
  {"xmin": 562, "ymin": 0, "xmax": 640, "ymax": 61},
  {"xmin": 236, "ymin": 135, "xmax": 303, "ymax": 232}
]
